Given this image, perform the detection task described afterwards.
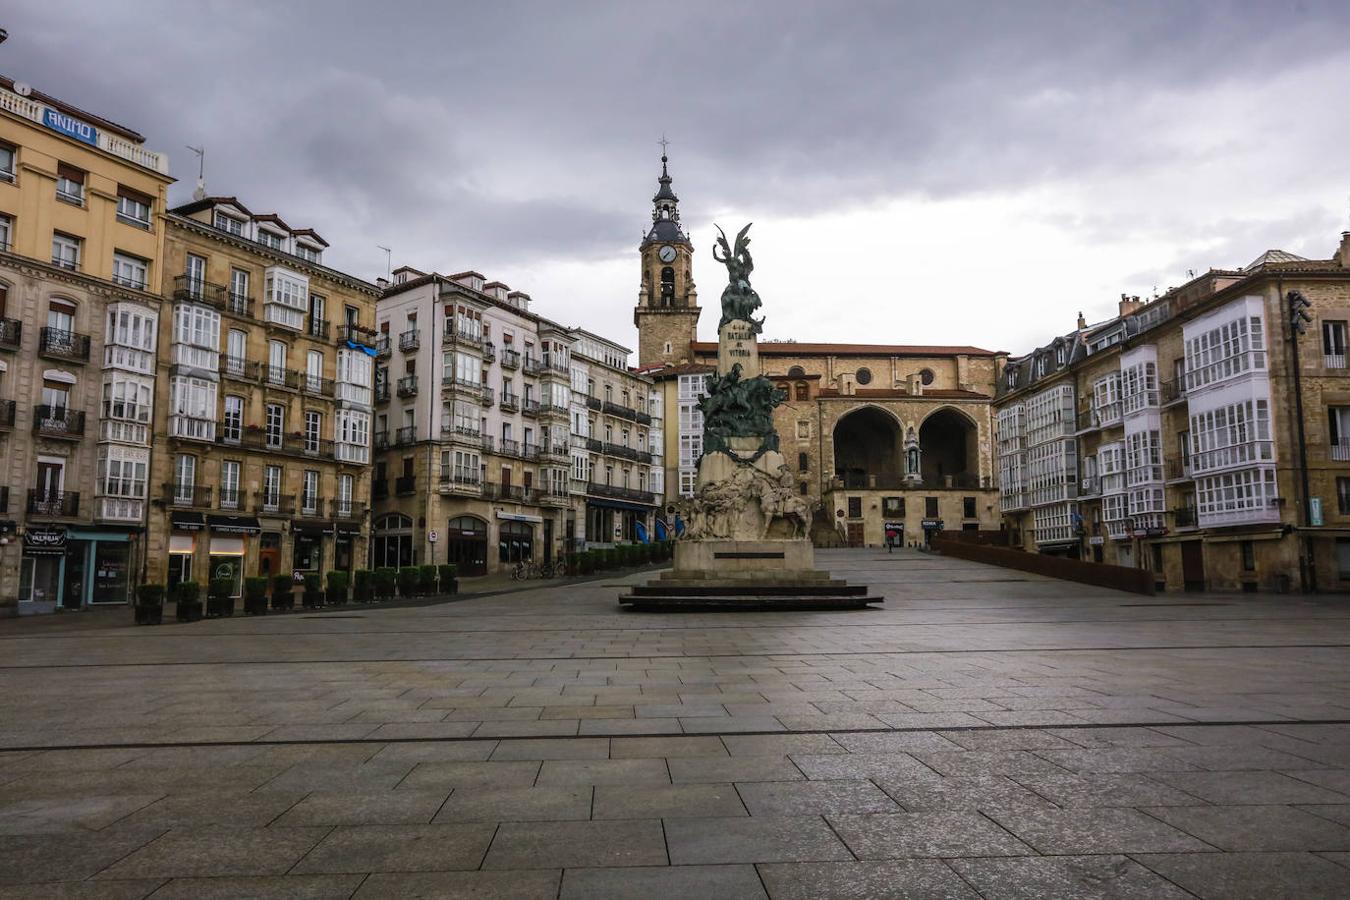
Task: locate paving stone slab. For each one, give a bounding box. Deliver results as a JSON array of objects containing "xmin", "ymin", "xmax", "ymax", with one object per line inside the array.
[
  {"xmin": 593, "ymin": 783, "xmax": 746, "ymax": 819},
  {"xmin": 1011, "ymin": 772, "xmax": 1208, "ymax": 808},
  {"xmin": 721, "ymin": 735, "xmax": 845, "ymax": 757},
  {"xmin": 145, "ymin": 874, "xmax": 363, "ymax": 899},
  {"xmin": 668, "ymin": 756, "xmax": 804, "ymax": 784},
  {"xmin": 1135, "ymin": 851, "xmax": 1350, "ymax": 899},
  {"xmin": 95, "ymin": 826, "xmax": 329, "ymax": 880},
  {"xmin": 0, "ymin": 881, "xmax": 162, "ymax": 899},
  {"xmin": 0, "ymin": 793, "xmax": 163, "ymax": 834},
  {"xmin": 736, "ymin": 779, "xmax": 899, "ymax": 817},
  {"xmin": 353, "ymin": 869, "xmax": 561, "ymax": 899},
  {"xmin": 396, "ymin": 761, "xmax": 541, "ymax": 791},
  {"xmin": 665, "ymin": 815, "xmax": 853, "ymax": 864},
  {"xmin": 536, "ymin": 758, "xmax": 670, "ymax": 786},
  {"xmin": 950, "ymin": 854, "xmax": 1193, "ymax": 899},
  {"xmin": 984, "ymin": 807, "xmax": 1215, "ymax": 854},
  {"xmin": 610, "ymin": 737, "xmax": 728, "ymax": 759},
  {"xmin": 827, "ymin": 811, "xmax": 1033, "ymax": 859},
  {"xmin": 291, "ymin": 823, "xmax": 496, "ymax": 874},
  {"xmin": 875, "ymin": 774, "xmax": 1057, "ymax": 813},
  {"xmin": 1143, "ymin": 804, "xmax": 1350, "ymax": 851},
  {"xmin": 828, "ymin": 731, "xmax": 965, "ymax": 754},
  {"xmin": 791, "ymin": 752, "xmax": 941, "ymax": 782},
  {"xmin": 560, "ymin": 864, "xmax": 767, "ymax": 900},
  {"xmin": 483, "ymin": 820, "xmax": 668, "ymax": 869},
  {"xmin": 274, "ymin": 789, "xmax": 450, "ymax": 826},
  {"xmin": 1153, "ymin": 771, "xmax": 1350, "ymax": 805},
  {"xmin": 757, "ymin": 858, "xmax": 979, "ymax": 899}
]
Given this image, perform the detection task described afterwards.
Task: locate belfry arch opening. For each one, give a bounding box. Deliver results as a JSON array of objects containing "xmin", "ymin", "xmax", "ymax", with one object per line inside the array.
[
  {"xmin": 660, "ymin": 266, "xmax": 675, "ymax": 304},
  {"xmin": 832, "ymin": 407, "xmax": 902, "ymax": 488},
  {"xmin": 919, "ymin": 408, "xmax": 978, "ymax": 486}
]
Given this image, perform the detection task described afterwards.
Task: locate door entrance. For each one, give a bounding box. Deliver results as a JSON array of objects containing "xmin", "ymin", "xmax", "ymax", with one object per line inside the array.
[
  {"xmin": 1180, "ymin": 541, "xmax": 1205, "ymax": 592},
  {"xmin": 543, "ymin": 519, "xmax": 554, "ymax": 564},
  {"xmin": 446, "ymin": 516, "xmax": 487, "ymax": 576},
  {"xmin": 846, "ymin": 522, "xmax": 864, "ymax": 547}
]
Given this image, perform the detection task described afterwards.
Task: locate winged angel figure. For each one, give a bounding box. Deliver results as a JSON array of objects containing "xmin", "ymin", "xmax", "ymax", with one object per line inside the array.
[{"xmin": 713, "ymin": 223, "xmax": 764, "ymax": 333}]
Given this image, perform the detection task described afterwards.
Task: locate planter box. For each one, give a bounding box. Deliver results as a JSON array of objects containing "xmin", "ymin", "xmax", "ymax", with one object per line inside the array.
[
  {"xmin": 134, "ymin": 604, "xmax": 162, "ymax": 625},
  {"xmin": 176, "ymin": 601, "xmax": 203, "ymax": 623},
  {"xmin": 206, "ymin": 596, "xmax": 234, "ymax": 617}
]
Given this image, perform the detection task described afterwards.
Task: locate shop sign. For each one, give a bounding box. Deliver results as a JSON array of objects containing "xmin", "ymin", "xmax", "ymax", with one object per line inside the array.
[
  {"xmin": 1088, "ymin": 535, "xmax": 1105, "ymax": 546},
  {"xmin": 328, "ymin": 524, "xmax": 361, "ymax": 539},
  {"xmin": 206, "ymin": 515, "xmax": 261, "ymax": 535},
  {"xmin": 921, "ymin": 518, "xmax": 944, "ymax": 529},
  {"xmin": 1311, "ymin": 497, "xmax": 1324, "ymax": 527},
  {"xmin": 43, "ymin": 108, "xmax": 98, "ymax": 146},
  {"xmin": 23, "ymin": 526, "xmax": 68, "ymax": 556}
]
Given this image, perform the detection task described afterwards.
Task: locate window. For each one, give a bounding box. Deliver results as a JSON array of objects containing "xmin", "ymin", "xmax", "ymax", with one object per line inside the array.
[
  {"xmin": 963, "ymin": 496, "xmax": 977, "ymax": 518},
  {"xmin": 55, "ymin": 164, "xmax": 84, "ymax": 204},
  {"xmin": 794, "ymin": 383, "xmax": 808, "ymax": 401},
  {"xmin": 856, "ymin": 367, "xmax": 872, "ymax": 385},
  {"xmin": 268, "ymin": 340, "xmax": 287, "ymax": 384},
  {"xmin": 224, "ymin": 329, "xmax": 246, "ymax": 376},
  {"xmin": 883, "ymin": 496, "xmax": 905, "ymax": 516},
  {"xmin": 0, "ymin": 213, "xmax": 12, "ymax": 251},
  {"xmin": 116, "ymin": 188, "xmax": 152, "ymax": 229},
  {"xmin": 847, "ymin": 496, "xmax": 862, "ymax": 518},
  {"xmin": 265, "ymin": 403, "xmax": 285, "ymax": 448},
  {"xmin": 920, "ymin": 368, "xmax": 935, "ymax": 386},
  {"xmin": 101, "ymin": 374, "xmax": 152, "ymax": 423},
  {"xmin": 98, "ymin": 447, "xmax": 148, "ymax": 500},
  {"xmin": 1337, "ymin": 477, "xmax": 1350, "ymax": 515},
  {"xmin": 337, "ymin": 474, "xmax": 354, "ymax": 516},
  {"xmin": 263, "ymin": 267, "xmax": 308, "ymax": 329},
  {"xmin": 257, "ymin": 229, "xmax": 285, "ymax": 250},
  {"xmin": 229, "ymin": 268, "xmax": 250, "ymax": 304},
  {"xmin": 0, "ymin": 143, "xmax": 13, "ymax": 182},
  {"xmin": 214, "ymin": 212, "xmax": 245, "ymax": 236},
  {"xmin": 52, "ymin": 232, "xmax": 81, "ymax": 270},
  {"xmin": 306, "ymin": 350, "xmax": 324, "ymax": 391},
  {"xmin": 1241, "ymin": 541, "xmax": 1256, "ymax": 572},
  {"xmin": 787, "ymin": 365, "xmax": 805, "ymax": 377},
  {"xmin": 223, "ymin": 395, "xmax": 243, "ymax": 442},
  {"xmin": 263, "ymin": 465, "xmax": 282, "ymax": 508},
  {"xmin": 112, "ymin": 252, "xmax": 148, "ymax": 290},
  {"xmin": 1330, "ymin": 407, "xmax": 1350, "ymax": 450},
  {"xmin": 798, "ymin": 452, "xmax": 809, "ymax": 472},
  {"xmin": 295, "ymin": 243, "xmax": 321, "ymax": 263},
  {"xmin": 301, "ymin": 470, "xmax": 319, "ymax": 514},
  {"xmin": 925, "ymin": 496, "xmax": 940, "ymax": 517},
  {"xmin": 305, "ymin": 410, "xmax": 321, "ymax": 452},
  {"xmin": 308, "ymin": 293, "xmax": 326, "ymax": 336},
  {"xmin": 1324, "ymin": 320, "xmax": 1347, "ymax": 362},
  {"xmin": 221, "ymin": 460, "xmax": 241, "ymax": 508}
]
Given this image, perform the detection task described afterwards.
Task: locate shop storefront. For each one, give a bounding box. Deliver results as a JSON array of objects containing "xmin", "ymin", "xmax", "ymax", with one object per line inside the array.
[
  {"xmin": 19, "ymin": 525, "xmax": 136, "ymax": 611},
  {"xmin": 372, "ymin": 514, "xmax": 414, "ymax": 568},
  {"xmin": 291, "ymin": 523, "xmax": 326, "ymax": 574},
  {"xmin": 446, "ymin": 515, "xmax": 488, "ymax": 576},
  {"xmin": 330, "ymin": 522, "xmax": 359, "ymax": 572},
  {"xmin": 496, "ymin": 514, "xmax": 538, "ymax": 565},
  {"xmin": 168, "ymin": 512, "xmax": 205, "ymax": 590},
  {"xmin": 206, "ymin": 515, "xmax": 260, "ymax": 593}
]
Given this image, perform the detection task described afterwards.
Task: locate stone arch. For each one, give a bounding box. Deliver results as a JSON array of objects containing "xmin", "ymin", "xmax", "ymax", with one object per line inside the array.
[
  {"xmin": 831, "ymin": 404, "xmax": 903, "ymax": 489},
  {"xmin": 917, "ymin": 406, "xmax": 979, "ymax": 486}
]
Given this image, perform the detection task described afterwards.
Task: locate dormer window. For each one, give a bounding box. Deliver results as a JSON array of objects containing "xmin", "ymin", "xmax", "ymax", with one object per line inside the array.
[
  {"xmin": 1055, "ymin": 345, "xmax": 1066, "ymax": 366},
  {"xmin": 295, "ymin": 243, "xmax": 321, "ymax": 264},
  {"xmin": 1005, "ymin": 369, "xmax": 1017, "ymax": 388},
  {"xmin": 213, "ymin": 212, "xmax": 245, "ymax": 236},
  {"xmin": 257, "ymin": 229, "xmax": 285, "ymax": 251}
]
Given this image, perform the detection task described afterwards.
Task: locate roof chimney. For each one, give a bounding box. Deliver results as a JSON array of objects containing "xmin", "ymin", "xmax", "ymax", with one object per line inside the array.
[
  {"xmin": 1338, "ymin": 231, "xmax": 1350, "ymax": 268},
  {"xmin": 1118, "ymin": 295, "xmax": 1144, "ymax": 318},
  {"xmin": 1076, "ymin": 311, "xmax": 1087, "ymax": 330}
]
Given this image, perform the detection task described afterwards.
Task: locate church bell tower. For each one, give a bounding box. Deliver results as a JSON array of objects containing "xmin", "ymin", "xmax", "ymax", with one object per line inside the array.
[{"xmin": 634, "ymin": 150, "xmax": 699, "ymax": 367}]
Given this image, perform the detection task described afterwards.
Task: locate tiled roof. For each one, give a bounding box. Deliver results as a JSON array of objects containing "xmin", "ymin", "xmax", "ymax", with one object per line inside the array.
[{"xmin": 1243, "ymin": 249, "xmax": 1308, "ymax": 271}]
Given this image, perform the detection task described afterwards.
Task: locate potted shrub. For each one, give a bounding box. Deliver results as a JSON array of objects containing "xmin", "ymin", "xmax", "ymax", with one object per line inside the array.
[
  {"xmin": 174, "ymin": 581, "xmax": 202, "ymax": 623},
  {"xmin": 373, "ymin": 567, "xmax": 397, "ymax": 601},
  {"xmin": 271, "ymin": 573, "xmax": 294, "ymax": 611},
  {"xmin": 207, "ymin": 578, "xmax": 233, "ymax": 617},
  {"xmin": 353, "ymin": 569, "xmax": 373, "ymax": 603},
  {"xmin": 325, "ymin": 570, "xmax": 350, "ymax": 606},
  {"xmin": 396, "ymin": 566, "xmax": 420, "ymax": 598},
  {"xmin": 579, "ymin": 551, "xmax": 595, "ymax": 575},
  {"xmin": 302, "ymin": 573, "xmax": 324, "ymax": 609},
  {"xmin": 437, "ymin": 564, "xmax": 458, "ymax": 594},
  {"xmin": 135, "ymin": 583, "xmax": 165, "ymax": 625},
  {"xmin": 243, "ymin": 577, "xmax": 268, "ymax": 615},
  {"xmin": 418, "ymin": 564, "xmax": 438, "ymax": 595}
]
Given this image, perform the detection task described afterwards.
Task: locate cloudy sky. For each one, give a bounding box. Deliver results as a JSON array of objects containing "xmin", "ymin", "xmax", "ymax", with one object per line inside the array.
[{"xmin": 6, "ymin": 1, "xmax": 1350, "ymax": 355}]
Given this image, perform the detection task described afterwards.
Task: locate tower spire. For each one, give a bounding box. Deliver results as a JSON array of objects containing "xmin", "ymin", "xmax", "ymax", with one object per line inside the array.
[{"xmin": 645, "ymin": 140, "xmax": 685, "ymax": 245}]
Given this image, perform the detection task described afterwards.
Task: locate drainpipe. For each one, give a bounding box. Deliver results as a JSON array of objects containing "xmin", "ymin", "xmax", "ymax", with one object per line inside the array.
[{"xmin": 1285, "ymin": 283, "xmax": 1315, "ymax": 592}]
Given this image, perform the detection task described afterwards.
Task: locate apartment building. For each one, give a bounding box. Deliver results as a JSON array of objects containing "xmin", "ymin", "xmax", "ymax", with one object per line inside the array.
[
  {"xmin": 371, "ymin": 269, "xmax": 661, "ymax": 577},
  {"xmin": 145, "ymin": 196, "xmax": 378, "ymax": 595},
  {"xmin": 995, "ymin": 228, "xmax": 1350, "ymax": 592},
  {"xmin": 0, "ymin": 75, "xmax": 171, "ymax": 615}
]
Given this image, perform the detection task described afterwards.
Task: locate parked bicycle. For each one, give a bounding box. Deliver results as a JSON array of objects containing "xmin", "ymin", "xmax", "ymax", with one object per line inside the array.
[{"xmin": 510, "ymin": 559, "xmax": 555, "ymax": 580}]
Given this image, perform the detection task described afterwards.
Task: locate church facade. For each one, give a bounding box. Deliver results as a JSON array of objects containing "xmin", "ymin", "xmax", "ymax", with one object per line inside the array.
[{"xmin": 633, "ymin": 157, "xmax": 1006, "ymax": 547}]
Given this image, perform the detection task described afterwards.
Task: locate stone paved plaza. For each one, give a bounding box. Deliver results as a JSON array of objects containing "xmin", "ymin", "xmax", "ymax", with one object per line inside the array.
[{"xmin": 2, "ymin": 549, "xmax": 1350, "ymax": 897}]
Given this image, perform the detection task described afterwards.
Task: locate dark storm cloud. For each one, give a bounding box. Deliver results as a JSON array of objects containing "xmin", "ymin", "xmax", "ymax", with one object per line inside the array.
[{"xmin": 3, "ymin": 0, "xmax": 1349, "ymax": 340}]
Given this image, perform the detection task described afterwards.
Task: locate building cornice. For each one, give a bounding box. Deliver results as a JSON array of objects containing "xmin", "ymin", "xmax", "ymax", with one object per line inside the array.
[{"xmin": 0, "ymin": 249, "xmax": 162, "ymax": 306}]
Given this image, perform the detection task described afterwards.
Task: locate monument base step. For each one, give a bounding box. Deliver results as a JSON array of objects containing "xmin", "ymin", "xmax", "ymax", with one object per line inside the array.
[{"xmin": 619, "ymin": 589, "xmax": 883, "ymax": 611}]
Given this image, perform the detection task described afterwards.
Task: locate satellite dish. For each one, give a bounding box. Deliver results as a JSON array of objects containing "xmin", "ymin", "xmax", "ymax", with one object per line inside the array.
[{"xmin": 12, "ymin": 82, "xmax": 32, "ymax": 97}]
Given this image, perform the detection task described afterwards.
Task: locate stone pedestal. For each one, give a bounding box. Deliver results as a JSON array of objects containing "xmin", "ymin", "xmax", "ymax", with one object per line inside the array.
[{"xmin": 718, "ymin": 319, "xmax": 760, "ymax": 376}]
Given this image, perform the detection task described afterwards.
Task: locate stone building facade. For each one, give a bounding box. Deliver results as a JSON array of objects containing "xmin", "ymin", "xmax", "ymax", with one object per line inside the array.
[
  {"xmin": 633, "ymin": 156, "xmax": 1005, "ymax": 546},
  {"xmin": 995, "ymin": 230, "xmax": 1350, "ymax": 593},
  {"xmin": 145, "ymin": 197, "xmax": 379, "ymax": 595},
  {"xmin": 370, "ymin": 268, "xmax": 661, "ymax": 577},
  {"xmin": 0, "ymin": 76, "xmax": 171, "ymax": 614}
]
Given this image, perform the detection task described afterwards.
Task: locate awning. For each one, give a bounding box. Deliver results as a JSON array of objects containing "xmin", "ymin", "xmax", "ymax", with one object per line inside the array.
[
  {"xmin": 292, "ymin": 522, "xmax": 330, "ymax": 537},
  {"xmin": 585, "ymin": 498, "xmax": 652, "ymax": 514},
  {"xmin": 206, "ymin": 514, "xmax": 261, "ymax": 535},
  {"xmin": 23, "ymin": 526, "xmax": 68, "ymax": 556},
  {"xmin": 496, "ymin": 511, "xmax": 544, "ymax": 523},
  {"xmin": 170, "ymin": 511, "xmax": 206, "ymax": 532}
]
